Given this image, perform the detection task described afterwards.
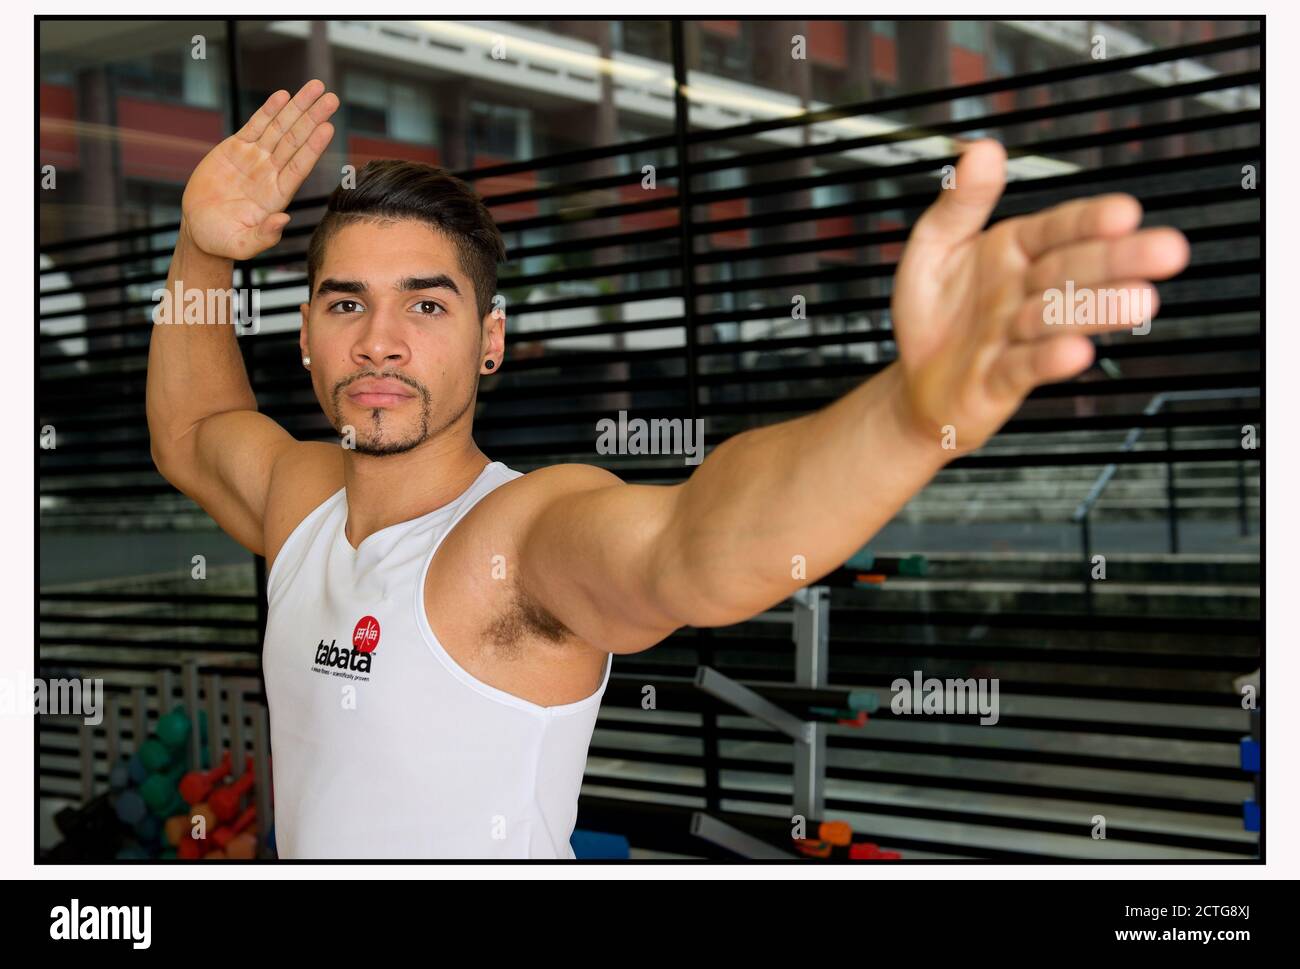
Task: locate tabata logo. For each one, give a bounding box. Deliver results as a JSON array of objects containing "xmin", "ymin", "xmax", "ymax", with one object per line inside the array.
[
  {"xmin": 310, "ymin": 616, "xmax": 381, "ymax": 675},
  {"xmin": 353, "ymin": 615, "xmax": 381, "ymax": 653}
]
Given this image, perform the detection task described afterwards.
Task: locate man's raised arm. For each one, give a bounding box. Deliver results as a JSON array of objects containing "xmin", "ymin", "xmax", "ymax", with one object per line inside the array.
[
  {"xmin": 146, "ymin": 80, "xmax": 338, "ymax": 554},
  {"xmin": 518, "ymin": 140, "xmax": 1191, "ymax": 652}
]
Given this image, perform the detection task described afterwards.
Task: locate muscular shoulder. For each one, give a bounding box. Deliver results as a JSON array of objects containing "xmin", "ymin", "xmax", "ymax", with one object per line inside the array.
[
  {"xmin": 511, "ymin": 462, "xmax": 624, "ymax": 497},
  {"xmin": 263, "ymin": 442, "xmax": 345, "ymax": 568},
  {"xmin": 435, "ymin": 463, "xmax": 624, "ymax": 656}
]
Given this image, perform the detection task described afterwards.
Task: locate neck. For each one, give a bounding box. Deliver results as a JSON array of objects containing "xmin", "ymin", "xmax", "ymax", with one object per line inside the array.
[{"xmin": 340, "ymin": 434, "xmax": 489, "ymax": 549}]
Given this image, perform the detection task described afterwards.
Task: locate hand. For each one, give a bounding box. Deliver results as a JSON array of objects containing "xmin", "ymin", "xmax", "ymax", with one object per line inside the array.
[
  {"xmin": 890, "ymin": 139, "xmax": 1190, "ymax": 455},
  {"xmin": 180, "ymin": 79, "xmax": 339, "ymax": 260}
]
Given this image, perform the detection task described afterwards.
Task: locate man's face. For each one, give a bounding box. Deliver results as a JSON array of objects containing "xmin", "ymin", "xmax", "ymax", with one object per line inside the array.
[{"xmin": 299, "ymin": 219, "xmax": 499, "ymax": 456}]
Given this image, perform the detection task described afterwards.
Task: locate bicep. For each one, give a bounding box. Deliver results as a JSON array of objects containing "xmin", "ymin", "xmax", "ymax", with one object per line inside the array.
[
  {"xmin": 155, "ymin": 410, "xmax": 299, "ymax": 555},
  {"xmin": 518, "ymin": 466, "xmax": 689, "ymax": 653}
]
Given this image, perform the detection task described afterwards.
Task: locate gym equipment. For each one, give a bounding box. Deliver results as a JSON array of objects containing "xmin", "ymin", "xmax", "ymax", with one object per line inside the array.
[
  {"xmin": 181, "ymin": 751, "xmax": 231, "ymax": 805},
  {"xmin": 114, "ymin": 789, "xmax": 148, "ymax": 827},
  {"xmin": 850, "ymin": 843, "xmax": 902, "ymax": 861},
  {"xmin": 225, "ymin": 831, "xmax": 259, "ymax": 860},
  {"xmin": 156, "ymin": 705, "xmax": 192, "ymax": 750},
  {"xmin": 210, "ymin": 759, "xmax": 256, "ymax": 822},
  {"xmin": 140, "ymin": 766, "xmax": 186, "ymax": 815},
  {"xmin": 163, "ymin": 814, "xmax": 188, "ymax": 846},
  {"xmin": 132, "ymin": 814, "xmax": 162, "ymax": 845},
  {"xmin": 570, "ymin": 829, "xmax": 630, "ymax": 860},
  {"xmin": 1242, "ymin": 707, "xmax": 1261, "ymax": 834},
  {"xmin": 138, "ymin": 737, "xmax": 173, "ymax": 773},
  {"xmin": 213, "ymin": 806, "xmax": 257, "ymax": 849}
]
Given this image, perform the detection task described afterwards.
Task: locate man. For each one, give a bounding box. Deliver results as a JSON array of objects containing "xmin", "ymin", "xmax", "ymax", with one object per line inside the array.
[{"xmin": 146, "ymin": 80, "xmax": 1189, "ymax": 858}]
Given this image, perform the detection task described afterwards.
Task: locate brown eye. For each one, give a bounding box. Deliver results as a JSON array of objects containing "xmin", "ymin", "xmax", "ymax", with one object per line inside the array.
[{"xmin": 416, "ymin": 300, "xmax": 444, "ymax": 315}]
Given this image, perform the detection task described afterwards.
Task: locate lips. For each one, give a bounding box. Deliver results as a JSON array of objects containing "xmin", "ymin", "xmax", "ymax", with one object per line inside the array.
[{"xmin": 345, "ymin": 378, "xmax": 416, "ymax": 408}]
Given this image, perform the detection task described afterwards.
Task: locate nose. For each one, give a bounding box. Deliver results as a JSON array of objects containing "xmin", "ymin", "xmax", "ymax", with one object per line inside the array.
[{"xmin": 350, "ymin": 308, "xmax": 411, "ymax": 371}]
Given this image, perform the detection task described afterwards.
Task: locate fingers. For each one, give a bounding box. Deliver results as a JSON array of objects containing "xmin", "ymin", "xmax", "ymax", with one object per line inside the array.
[
  {"xmin": 1011, "ymin": 279, "xmax": 1160, "ymax": 342},
  {"xmin": 254, "ymin": 212, "xmax": 292, "ymax": 250},
  {"xmin": 1024, "ymin": 226, "xmax": 1190, "ymax": 295},
  {"xmin": 990, "ymin": 334, "xmax": 1095, "ymax": 399},
  {"xmin": 270, "ymin": 88, "xmax": 340, "ymax": 171},
  {"xmin": 1013, "ymin": 193, "xmax": 1142, "ymax": 261},
  {"xmin": 236, "ymin": 89, "xmax": 290, "ymax": 143},
  {"xmin": 909, "ymin": 139, "xmax": 1008, "ymax": 246},
  {"xmin": 277, "ymin": 122, "xmax": 336, "ymax": 200},
  {"xmin": 255, "ymin": 79, "xmax": 329, "ymax": 155}
]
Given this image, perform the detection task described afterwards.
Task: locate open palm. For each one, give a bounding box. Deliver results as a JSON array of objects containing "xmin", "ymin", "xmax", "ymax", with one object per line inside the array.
[
  {"xmin": 891, "ymin": 140, "xmax": 1190, "ymax": 454},
  {"xmin": 181, "ymin": 79, "xmax": 339, "ymax": 260}
]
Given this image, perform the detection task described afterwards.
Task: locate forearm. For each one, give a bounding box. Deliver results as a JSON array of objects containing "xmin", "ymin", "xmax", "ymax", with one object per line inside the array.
[
  {"xmin": 659, "ymin": 362, "xmax": 948, "ymax": 626},
  {"xmin": 146, "ymin": 219, "xmax": 258, "ymax": 459}
]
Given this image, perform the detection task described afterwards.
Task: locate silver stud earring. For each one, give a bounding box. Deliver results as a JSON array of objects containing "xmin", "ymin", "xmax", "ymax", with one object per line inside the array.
[{"xmin": 302, "ymin": 356, "xmax": 311, "ymax": 367}]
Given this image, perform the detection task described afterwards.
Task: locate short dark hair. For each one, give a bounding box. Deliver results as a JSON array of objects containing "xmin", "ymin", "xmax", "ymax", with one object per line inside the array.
[{"xmin": 305, "ymin": 160, "xmax": 506, "ymax": 320}]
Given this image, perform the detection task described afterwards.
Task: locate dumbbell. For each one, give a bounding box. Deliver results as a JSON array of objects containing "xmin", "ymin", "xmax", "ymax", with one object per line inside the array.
[
  {"xmin": 210, "ymin": 758, "xmax": 255, "ymax": 822},
  {"xmin": 224, "ymin": 831, "xmax": 259, "ymax": 860},
  {"xmin": 794, "ymin": 820, "xmax": 854, "ymax": 857},
  {"xmin": 213, "ymin": 806, "xmax": 257, "ymax": 850},
  {"xmin": 127, "ymin": 753, "xmax": 149, "ymax": 785},
  {"xmin": 169, "ymin": 802, "xmax": 218, "ymax": 846},
  {"xmin": 175, "ymin": 804, "xmax": 219, "ymax": 860},
  {"xmin": 155, "ymin": 705, "xmax": 193, "ymax": 750},
  {"xmin": 132, "ymin": 813, "xmax": 163, "ymax": 848},
  {"xmin": 138, "ymin": 737, "xmax": 175, "ymax": 773},
  {"xmin": 163, "ymin": 814, "xmax": 189, "ymax": 847},
  {"xmin": 180, "ymin": 750, "xmax": 231, "ymax": 805},
  {"xmin": 109, "ymin": 757, "xmax": 131, "ymax": 792},
  {"xmin": 114, "ymin": 789, "xmax": 148, "ymax": 827},
  {"xmin": 850, "ymin": 842, "xmax": 901, "ymax": 860},
  {"xmin": 140, "ymin": 766, "xmax": 186, "ymax": 815}
]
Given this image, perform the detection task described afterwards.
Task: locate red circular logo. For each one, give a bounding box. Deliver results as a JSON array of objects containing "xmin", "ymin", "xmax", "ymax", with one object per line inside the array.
[{"xmin": 352, "ymin": 615, "xmax": 381, "ymax": 653}]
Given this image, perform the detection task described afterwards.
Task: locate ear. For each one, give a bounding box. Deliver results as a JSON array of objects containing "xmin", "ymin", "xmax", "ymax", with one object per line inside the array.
[
  {"xmin": 299, "ymin": 303, "xmax": 310, "ymax": 365},
  {"xmin": 482, "ymin": 302, "xmax": 506, "ymax": 360}
]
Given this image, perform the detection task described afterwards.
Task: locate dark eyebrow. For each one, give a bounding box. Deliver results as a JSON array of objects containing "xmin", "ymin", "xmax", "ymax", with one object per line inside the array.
[
  {"xmin": 315, "ymin": 278, "xmax": 367, "ymax": 299},
  {"xmin": 398, "ymin": 275, "xmax": 461, "ymax": 299},
  {"xmin": 314, "ymin": 275, "xmax": 462, "ymax": 300}
]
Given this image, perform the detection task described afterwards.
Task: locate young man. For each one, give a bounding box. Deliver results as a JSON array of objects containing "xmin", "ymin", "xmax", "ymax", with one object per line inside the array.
[{"xmin": 146, "ymin": 80, "xmax": 1189, "ymax": 858}]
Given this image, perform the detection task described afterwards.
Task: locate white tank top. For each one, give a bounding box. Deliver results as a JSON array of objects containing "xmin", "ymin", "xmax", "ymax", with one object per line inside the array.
[{"xmin": 262, "ymin": 460, "xmax": 611, "ymax": 859}]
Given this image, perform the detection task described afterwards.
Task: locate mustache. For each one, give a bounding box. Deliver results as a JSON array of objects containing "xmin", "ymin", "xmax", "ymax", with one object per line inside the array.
[{"xmin": 333, "ymin": 371, "xmax": 425, "ymax": 396}]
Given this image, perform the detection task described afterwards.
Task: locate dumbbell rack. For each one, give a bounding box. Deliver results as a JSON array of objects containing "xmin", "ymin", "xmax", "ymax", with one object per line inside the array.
[
  {"xmin": 80, "ymin": 662, "xmax": 275, "ymax": 859},
  {"xmin": 689, "ymin": 585, "xmax": 830, "ymax": 860}
]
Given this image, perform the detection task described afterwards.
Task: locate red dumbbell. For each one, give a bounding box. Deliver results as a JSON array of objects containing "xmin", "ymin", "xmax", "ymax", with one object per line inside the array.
[
  {"xmin": 209, "ymin": 758, "xmax": 255, "ymax": 822},
  {"xmin": 213, "ymin": 806, "xmax": 257, "ymax": 849},
  {"xmin": 850, "ymin": 842, "xmax": 902, "ymax": 860},
  {"xmin": 180, "ymin": 750, "xmax": 231, "ymax": 806}
]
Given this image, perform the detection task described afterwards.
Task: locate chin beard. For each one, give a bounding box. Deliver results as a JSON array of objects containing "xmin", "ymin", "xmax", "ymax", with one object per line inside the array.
[{"xmin": 339, "ymin": 405, "xmax": 431, "ymax": 457}]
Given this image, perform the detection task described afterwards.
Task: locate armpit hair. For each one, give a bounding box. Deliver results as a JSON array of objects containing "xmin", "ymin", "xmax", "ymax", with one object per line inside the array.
[{"xmin": 484, "ymin": 583, "xmax": 572, "ymax": 658}]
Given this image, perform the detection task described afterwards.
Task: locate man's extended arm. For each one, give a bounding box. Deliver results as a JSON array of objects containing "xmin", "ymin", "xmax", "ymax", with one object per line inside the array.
[
  {"xmin": 146, "ymin": 81, "xmax": 337, "ymax": 554},
  {"xmin": 519, "ymin": 140, "xmax": 1191, "ymax": 653}
]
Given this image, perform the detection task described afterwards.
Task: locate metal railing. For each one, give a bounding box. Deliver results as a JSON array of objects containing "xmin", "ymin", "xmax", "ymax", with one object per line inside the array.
[{"xmin": 1073, "ymin": 387, "xmax": 1260, "ymax": 613}]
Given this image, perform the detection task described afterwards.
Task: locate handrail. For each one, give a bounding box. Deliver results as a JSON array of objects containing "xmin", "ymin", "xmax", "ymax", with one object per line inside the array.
[{"xmin": 1071, "ymin": 386, "xmax": 1259, "ymax": 523}]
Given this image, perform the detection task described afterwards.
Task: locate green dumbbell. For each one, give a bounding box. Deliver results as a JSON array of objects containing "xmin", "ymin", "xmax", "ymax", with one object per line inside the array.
[
  {"xmin": 156, "ymin": 705, "xmax": 193, "ymax": 750},
  {"xmin": 898, "ymin": 554, "xmax": 928, "ymax": 577},
  {"xmin": 138, "ymin": 738, "xmax": 173, "ymax": 773},
  {"xmin": 847, "ymin": 691, "xmax": 881, "ymax": 713},
  {"xmin": 141, "ymin": 766, "xmax": 186, "ymax": 815}
]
